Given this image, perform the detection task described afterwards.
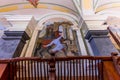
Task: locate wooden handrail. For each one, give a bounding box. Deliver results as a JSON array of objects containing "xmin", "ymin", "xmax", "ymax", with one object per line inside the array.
[{"xmin": 0, "ymin": 56, "xmax": 112, "ymax": 62}]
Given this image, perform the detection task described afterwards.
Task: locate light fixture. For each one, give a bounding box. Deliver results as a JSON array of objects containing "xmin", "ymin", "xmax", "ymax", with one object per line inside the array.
[{"xmin": 27, "ymin": 0, "xmax": 39, "ymax": 8}]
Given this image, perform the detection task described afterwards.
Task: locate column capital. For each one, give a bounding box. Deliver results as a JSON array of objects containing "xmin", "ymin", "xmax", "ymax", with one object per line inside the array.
[
  {"xmin": 85, "ymin": 30, "xmax": 109, "ymax": 41},
  {"xmin": 2, "ymin": 31, "xmax": 30, "ymax": 41}
]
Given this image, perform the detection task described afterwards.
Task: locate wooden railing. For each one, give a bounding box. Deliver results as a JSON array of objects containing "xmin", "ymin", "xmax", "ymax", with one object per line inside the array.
[{"xmin": 0, "ymin": 53, "xmax": 120, "ymax": 80}]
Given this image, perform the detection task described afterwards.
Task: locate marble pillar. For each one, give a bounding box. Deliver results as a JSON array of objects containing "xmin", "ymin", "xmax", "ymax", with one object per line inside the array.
[
  {"xmin": 85, "ymin": 30, "xmax": 119, "ymax": 56},
  {"xmin": 0, "ymin": 31, "xmax": 29, "ymax": 59}
]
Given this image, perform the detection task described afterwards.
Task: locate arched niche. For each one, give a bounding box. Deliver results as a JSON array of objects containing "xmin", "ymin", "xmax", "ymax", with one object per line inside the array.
[
  {"xmin": 33, "ymin": 12, "xmax": 81, "ymax": 58},
  {"xmin": 37, "ymin": 12, "xmax": 79, "ymax": 30}
]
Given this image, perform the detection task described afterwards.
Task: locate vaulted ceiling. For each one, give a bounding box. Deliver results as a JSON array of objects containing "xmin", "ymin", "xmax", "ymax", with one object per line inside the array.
[
  {"xmin": 75, "ymin": 0, "xmax": 120, "ymax": 16},
  {"xmin": 95, "ymin": 0, "xmax": 120, "ymax": 15},
  {"xmin": 0, "ymin": 0, "xmax": 120, "ymax": 17},
  {"xmin": 0, "ymin": 0, "xmax": 77, "ymax": 16}
]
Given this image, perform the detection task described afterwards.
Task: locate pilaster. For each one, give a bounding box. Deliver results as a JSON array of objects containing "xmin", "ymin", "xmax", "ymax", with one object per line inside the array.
[
  {"xmin": 85, "ymin": 30, "xmax": 119, "ymax": 56},
  {"xmin": 0, "ymin": 31, "xmax": 29, "ymax": 58}
]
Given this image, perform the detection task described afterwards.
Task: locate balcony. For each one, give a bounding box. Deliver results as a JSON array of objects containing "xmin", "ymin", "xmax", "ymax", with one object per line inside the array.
[{"xmin": 0, "ymin": 52, "xmax": 120, "ymax": 80}]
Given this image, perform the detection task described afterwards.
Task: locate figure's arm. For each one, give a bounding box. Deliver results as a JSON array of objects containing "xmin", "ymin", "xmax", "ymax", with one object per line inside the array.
[
  {"xmin": 58, "ymin": 36, "xmax": 62, "ymax": 39},
  {"xmin": 46, "ymin": 40, "xmax": 54, "ymax": 47}
]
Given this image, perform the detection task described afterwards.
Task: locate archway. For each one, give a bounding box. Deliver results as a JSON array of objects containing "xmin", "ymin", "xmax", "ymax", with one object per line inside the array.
[
  {"xmin": 32, "ymin": 12, "xmax": 80, "ymax": 58},
  {"xmin": 25, "ymin": 12, "xmax": 82, "ymax": 57}
]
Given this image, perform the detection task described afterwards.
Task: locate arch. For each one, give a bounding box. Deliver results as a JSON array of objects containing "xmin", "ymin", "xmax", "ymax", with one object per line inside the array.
[{"xmin": 37, "ymin": 12, "xmax": 79, "ymax": 30}]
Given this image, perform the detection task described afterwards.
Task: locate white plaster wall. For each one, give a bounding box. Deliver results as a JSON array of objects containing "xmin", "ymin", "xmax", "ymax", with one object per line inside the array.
[
  {"xmin": 0, "ymin": 9, "xmax": 63, "ymax": 20},
  {"xmin": 4, "ymin": 15, "xmax": 37, "ymax": 37}
]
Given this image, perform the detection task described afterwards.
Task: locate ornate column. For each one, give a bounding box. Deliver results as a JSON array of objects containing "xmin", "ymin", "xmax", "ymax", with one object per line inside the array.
[{"xmin": 85, "ymin": 30, "xmax": 119, "ymax": 56}]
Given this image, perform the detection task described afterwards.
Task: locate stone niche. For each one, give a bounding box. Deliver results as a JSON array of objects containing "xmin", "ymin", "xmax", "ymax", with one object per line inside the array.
[{"xmin": 0, "ymin": 16, "xmax": 37, "ymax": 59}]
